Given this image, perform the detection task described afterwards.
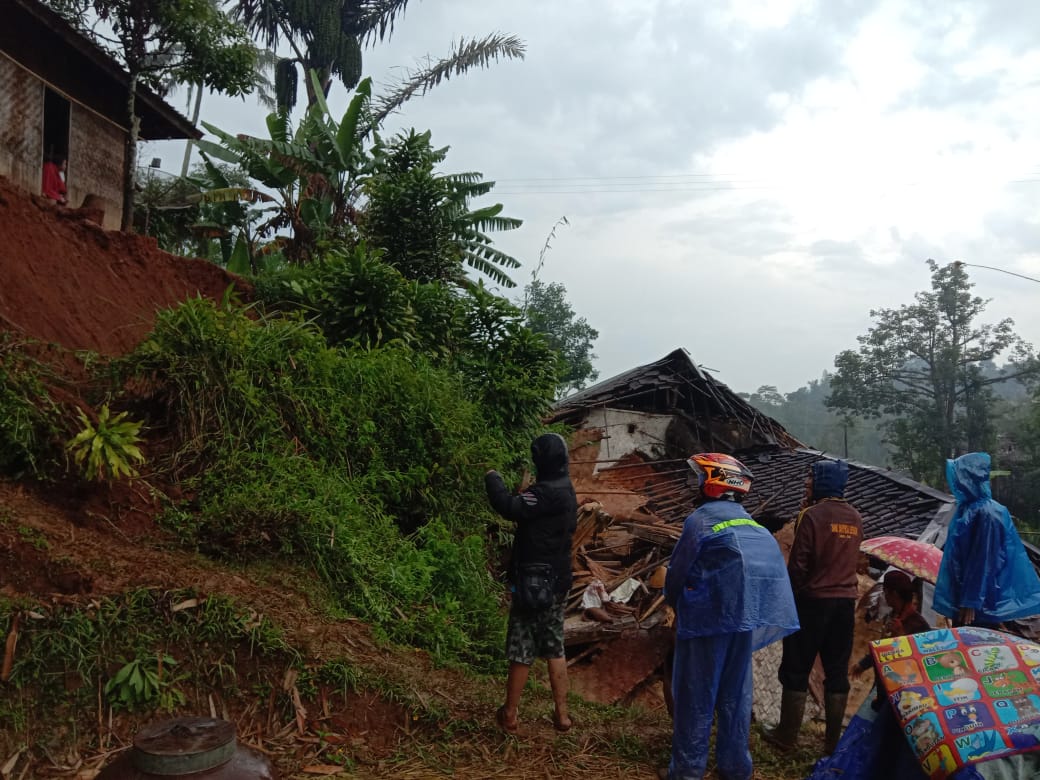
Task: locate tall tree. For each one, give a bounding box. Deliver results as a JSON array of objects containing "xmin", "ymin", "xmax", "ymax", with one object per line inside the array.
[
  {"xmin": 741, "ymin": 377, "xmax": 893, "ymax": 465},
  {"xmin": 828, "ymin": 260, "xmax": 1037, "ymax": 484},
  {"xmin": 48, "ymin": 0, "xmax": 257, "ymax": 231},
  {"xmin": 522, "ymin": 280, "xmax": 599, "ymax": 397},
  {"xmin": 361, "ymin": 129, "xmax": 522, "ymax": 287},
  {"xmin": 233, "ymin": 0, "xmax": 524, "ymax": 111}
]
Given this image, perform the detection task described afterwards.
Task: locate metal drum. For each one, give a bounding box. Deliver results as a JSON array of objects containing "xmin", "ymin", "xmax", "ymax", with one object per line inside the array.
[{"xmin": 97, "ymin": 717, "xmax": 278, "ymax": 779}]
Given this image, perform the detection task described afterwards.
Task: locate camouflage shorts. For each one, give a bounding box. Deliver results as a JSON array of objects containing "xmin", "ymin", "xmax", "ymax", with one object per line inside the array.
[{"xmin": 505, "ymin": 594, "xmax": 566, "ymax": 665}]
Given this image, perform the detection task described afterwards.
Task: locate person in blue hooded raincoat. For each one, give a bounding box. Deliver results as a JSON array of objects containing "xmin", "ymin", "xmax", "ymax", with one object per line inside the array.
[
  {"xmin": 933, "ymin": 452, "xmax": 1040, "ymax": 627},
  {"xmin": 663, "ymin": 453, "xmax": 799, "ymax": 780}
]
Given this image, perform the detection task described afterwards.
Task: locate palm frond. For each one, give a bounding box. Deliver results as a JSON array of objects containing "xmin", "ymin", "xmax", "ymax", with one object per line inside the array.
[
  {"xmin": 470, "ymin": 214, "xmax": 523, "ymax": 233},
  {"xmin": 441, "ymin": 171, "xmax": 485, "ymax": 185},
  {"xmin": 234, "ymin": 0, "xmax": 287, "ymax": 49},
  {"xmin": 372, "ymin": 33, "xmax": 526, "ymax": 124},
  {"xmin": 463, "ymin": 253, "xmax": 518, "ymax": 288},
  {"xmin": 349, "ymin": 0, "xmax": 413, "ymax": 43}
]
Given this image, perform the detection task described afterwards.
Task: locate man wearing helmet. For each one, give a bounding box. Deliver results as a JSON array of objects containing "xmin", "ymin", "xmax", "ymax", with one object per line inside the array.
[
  {"xmin": 764, "ymin": 459, "xmax": 863, "ymax": 756},
  {"xmin": 662, "ymin": 453, "xmax": 798, "ymax": 780}
]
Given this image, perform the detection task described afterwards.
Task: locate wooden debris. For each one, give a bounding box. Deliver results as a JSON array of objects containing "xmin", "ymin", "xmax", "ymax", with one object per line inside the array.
[{"xmin": 1, "ymin": 612, "xmax": 20, "ymax": 682}]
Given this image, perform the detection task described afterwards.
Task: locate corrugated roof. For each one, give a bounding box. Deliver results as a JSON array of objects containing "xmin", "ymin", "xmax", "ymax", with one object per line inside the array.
[
  {"xmin": 738, "ymin": 447, "xmax": 954, "ymax": 540},
  {"xmin": 594, "ymin": 446, "xmax": 955, "ymax": 541}
]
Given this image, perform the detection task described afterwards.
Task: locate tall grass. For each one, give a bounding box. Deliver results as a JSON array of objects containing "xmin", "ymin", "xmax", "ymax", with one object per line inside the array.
[{"xmin": 121, "ymin": 298, "xmax": 511, "ymax": 668}]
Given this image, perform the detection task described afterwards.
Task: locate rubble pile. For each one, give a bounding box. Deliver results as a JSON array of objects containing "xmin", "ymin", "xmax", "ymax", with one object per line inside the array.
[{"xmin": 563, "ymin": 450, "xmax": 695, "ymax": 706}]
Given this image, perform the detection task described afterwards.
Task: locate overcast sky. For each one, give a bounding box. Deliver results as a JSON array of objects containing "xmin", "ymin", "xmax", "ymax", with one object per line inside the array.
[{"xmin": 149, "ymin": 0, "xmax": 1040, "ymax": 395}]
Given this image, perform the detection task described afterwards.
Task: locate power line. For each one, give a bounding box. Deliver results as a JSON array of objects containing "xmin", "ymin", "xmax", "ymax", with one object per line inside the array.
[
  {"xmin": 489, "ymin": 176, "xmax": 1040, "ymax": 196},
  {"xmin": 494, "ymin": 172, "xmax": 767, "ymax": 182}
]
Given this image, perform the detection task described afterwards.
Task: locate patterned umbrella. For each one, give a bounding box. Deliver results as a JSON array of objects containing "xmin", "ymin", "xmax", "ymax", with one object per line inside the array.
[{"xmin": 860, "ymin": 535, "xmax": 943, "ymax": 584}]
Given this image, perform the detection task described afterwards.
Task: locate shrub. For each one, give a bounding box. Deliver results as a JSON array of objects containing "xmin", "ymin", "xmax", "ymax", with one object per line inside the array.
[
  {"xmin": 124, "ymin": 298, "xmax": 514, "ymax": 667},
  {"xmin": 168, "ymin": 452, "xmax": 505, "ymax": 668},
  {"xmin": 66, "ymin": 404, "xmax": 145, "ymax": 481},
  {"xmin": 0, "ymin": 336, "xmax": 69, "ymax": 478}
]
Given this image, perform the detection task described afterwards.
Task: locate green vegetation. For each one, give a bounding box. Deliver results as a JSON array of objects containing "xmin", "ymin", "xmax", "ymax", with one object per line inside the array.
[
  {"xmin": 232, "ymin": 0, "xmax": 524, "ymax": 113},
  {"xmin": 115, "ymin": 293, "xmax": 558, "ymax": 667},
  {"xmin": 105, "ymin": 654, "xmax": 185, "ymax": 712},
  {"xmin": 0, "ymin": 336, "xmax": 73, "ymax": 479},
  {"xmin": 67, "ymin": 404, "xmax": 145, "ymax": 481},
  {"xmin": 0, "ymin": 588, "xmax": 369, "ymax": 754},
  {"xmin": 362, "ymin": 129, "xmax": 522, "ymax": 288},
  {"xmin": 829, "ymin": 260, "xmax": 1037, "ymax": 485},
  {"xmin": 741, "ymin": 376, "xmax": 893, "ymax": 466},
  {"xmin": 523, "ymin": 279, "xmax": 600, "ymax": 396}
]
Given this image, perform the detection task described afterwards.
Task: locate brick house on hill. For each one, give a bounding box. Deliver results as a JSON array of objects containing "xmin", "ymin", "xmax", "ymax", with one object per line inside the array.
[{"xmin": 0, "ymin": 0, "xmax": 199, "ymax": 229}]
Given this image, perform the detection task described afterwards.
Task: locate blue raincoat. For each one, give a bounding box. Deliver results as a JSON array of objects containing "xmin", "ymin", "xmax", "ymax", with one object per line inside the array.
[
  {"xmin": 665, "ymin": 500, "xmax": 799, "ymax": 780},
  {"xmin": 933, "ymin": 452, "xmax": 1040, "ymax": 624}
]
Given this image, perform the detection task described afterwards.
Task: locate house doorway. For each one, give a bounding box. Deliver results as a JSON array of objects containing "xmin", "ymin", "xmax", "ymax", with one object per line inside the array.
[{"xmin": 43, "ymin": 88, "xmax": 70, "ymax": 166}]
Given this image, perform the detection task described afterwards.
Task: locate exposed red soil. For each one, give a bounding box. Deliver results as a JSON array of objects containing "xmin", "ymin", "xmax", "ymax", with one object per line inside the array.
[
  {"xmin": 0, "ymin": 479, "xmax": 673, "ymax": 779},
  {"xmin": 0, "ymin": 181, "xmax": 677, "ymax": 778},
  {"xmin": 0, "ymin": 176, "xmax": 249, "ymax": 357}
]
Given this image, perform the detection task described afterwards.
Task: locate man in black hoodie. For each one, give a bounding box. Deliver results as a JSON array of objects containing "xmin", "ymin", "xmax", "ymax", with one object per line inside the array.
[{"xmin": 486, "ymin": 432, "xmax": 578, "ymax": 734}]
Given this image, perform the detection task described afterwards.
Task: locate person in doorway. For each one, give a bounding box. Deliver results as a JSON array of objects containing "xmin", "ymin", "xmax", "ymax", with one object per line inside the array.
[
  {"xmin": 933, "ymin": 451, "xmax": 1040, "ymax": 628},
  {"xmin": 765, "ymin": 459, "xmax": 863, "ymax": 756},
  {"xmin": 42, "ymin": 155, "xmax": 68, "ymax": 205},
  {"xmin": 663, "ymin": 453, "xmax": 798, "ymax": 780},
  {"xmin": 850, "ymin": 568, "xmax": 930, "ymax": 705},
  {"xmin": 485, "ymin": 432, "xmax": 577, "ymax": 735}
]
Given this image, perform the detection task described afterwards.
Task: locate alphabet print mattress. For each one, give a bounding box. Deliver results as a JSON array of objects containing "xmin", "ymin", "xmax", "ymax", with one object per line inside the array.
[{"xmin": 871, "ymin": 627, "xmax": 1040, "ymax": 779}]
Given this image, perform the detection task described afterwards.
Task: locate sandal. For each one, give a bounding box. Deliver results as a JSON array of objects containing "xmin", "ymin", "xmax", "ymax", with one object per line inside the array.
[{"xmin": 496, "ymin": 705, "xmax": 519, "ymax": 734}]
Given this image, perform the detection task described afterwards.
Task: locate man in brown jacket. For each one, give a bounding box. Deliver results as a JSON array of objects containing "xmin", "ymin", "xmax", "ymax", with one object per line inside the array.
[{"xmin": 764, "ymin": 459, "xmax": 863, "ymax": 756}]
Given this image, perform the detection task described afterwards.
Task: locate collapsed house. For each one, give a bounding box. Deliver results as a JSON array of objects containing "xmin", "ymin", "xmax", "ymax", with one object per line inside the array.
[{"xmin": 554, "ymin": 348, "xmax": 958, "ymax": 720}]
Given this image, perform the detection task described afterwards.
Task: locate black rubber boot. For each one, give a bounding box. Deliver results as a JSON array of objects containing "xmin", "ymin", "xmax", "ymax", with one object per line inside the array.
[
  {"xmin": 823, "ymin": 692, "xmax": 849, "ymax": 755},
  {"xmin": 762, "ymin": 689, "xmax": 807, "ymax": 752}
]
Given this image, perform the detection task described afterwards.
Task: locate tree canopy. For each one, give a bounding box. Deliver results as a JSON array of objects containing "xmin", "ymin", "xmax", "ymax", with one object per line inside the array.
[
  {"xmin": 47, "ymin": 0, "xmax": 257, "ymax": 230},
  {"xmin": 522, "ymin": 280, "xmax": 599, "ymax": 397},
  {"xmin": 361, "ymin": 130, "xmax": 522, "ymax": 288},
  {"xmin": 233, "ymin": 0, "xmax": 524, "ymax": 112},
  {"xmin": 827, "ymin": 260, "xmax": 1037, "ymax": 484}
]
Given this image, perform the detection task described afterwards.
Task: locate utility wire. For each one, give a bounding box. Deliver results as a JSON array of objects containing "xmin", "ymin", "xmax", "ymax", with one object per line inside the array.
[{"xmin": 490, "ymin": 176, "xmax": 1040, "ymax": 195}]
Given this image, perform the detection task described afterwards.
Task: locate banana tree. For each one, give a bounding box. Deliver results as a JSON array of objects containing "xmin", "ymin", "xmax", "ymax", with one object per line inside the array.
[
  {"xmin": 197, "ymin": 73, "xmax": 380, "ymax": 263},
  {"xmin": 186, "ymin": 157, "xmax": 281, "ymax": 273}
]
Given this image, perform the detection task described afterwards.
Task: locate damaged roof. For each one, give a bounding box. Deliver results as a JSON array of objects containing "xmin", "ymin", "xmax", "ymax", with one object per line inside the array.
[
  {"xmin": 551, "ymin": 348, "xmax": 803, "ymax": 451},
  {"xmin": 583, "ymin": 446, "xmax": 955, "ymax": 542},
  {"xmin": 739, "ymin": 447, "xmax": 955, "ymax": 540}
]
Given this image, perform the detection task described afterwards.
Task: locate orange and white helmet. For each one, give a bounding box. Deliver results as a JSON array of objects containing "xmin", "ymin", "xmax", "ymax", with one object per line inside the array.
[{"xmin": 686, "ymin": 452, "xmax": 754, "ymax": 500}]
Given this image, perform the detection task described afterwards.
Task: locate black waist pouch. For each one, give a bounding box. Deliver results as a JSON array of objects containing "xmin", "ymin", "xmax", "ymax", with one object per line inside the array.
[{"xmin": 516, "ymin": 563, "xmax": 557, "ymax": 611}]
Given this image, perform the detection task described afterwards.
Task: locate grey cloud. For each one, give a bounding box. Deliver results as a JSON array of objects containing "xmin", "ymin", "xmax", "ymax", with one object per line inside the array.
[
  {"xmin": 366, "ymin": 0, "xmax": 880, "ymax": 181},
  {"xmin": 895, "ymin": 72, "xmax": 1004, "ymax": 112},
  {"xmin": 891, "ymin": 229, "xmax": 949, "ymax": 267},
  {"xmin": 892, "ymin": 1, "xmax": 1039, "ymax": 112},
  {"xmin": 662, "ymin": 199, "xmax": 794, "ymax": 256},
  {"xmin": 810, "ymin": 239, "xmax": 866, "ymax": 266},
  {"xmin": 983, "ymin": 209, "xmax": 1040, "ymax": 256}
]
